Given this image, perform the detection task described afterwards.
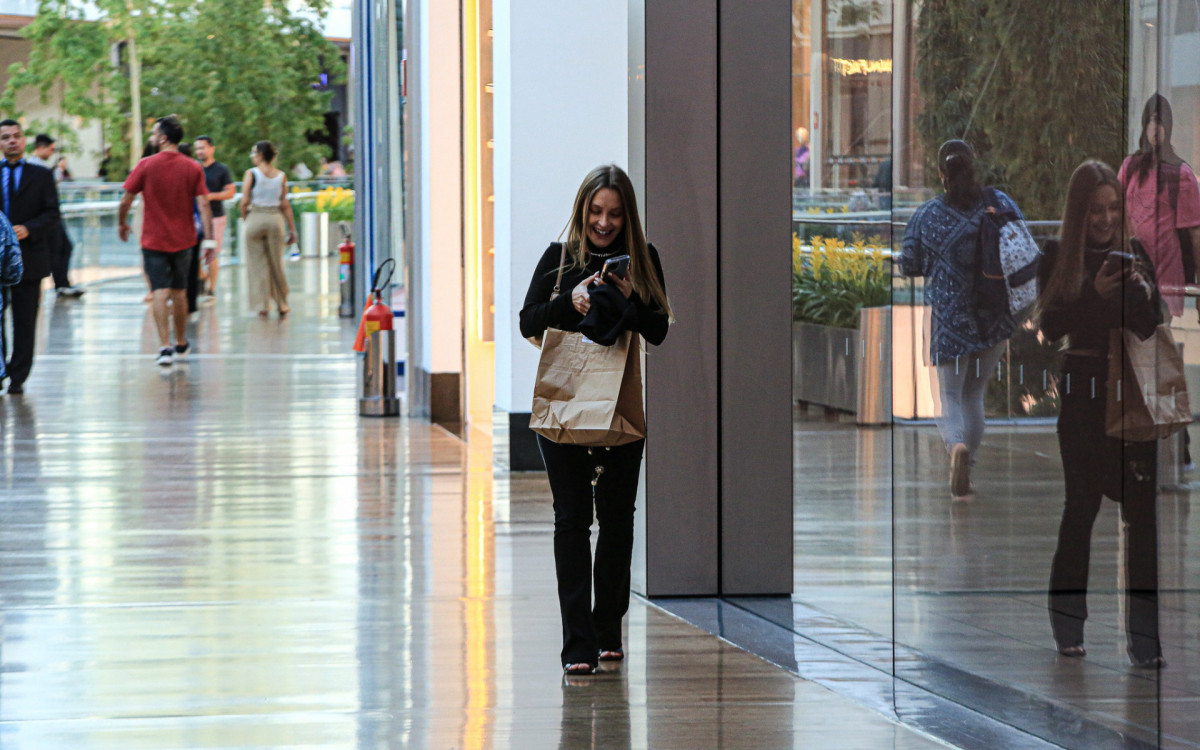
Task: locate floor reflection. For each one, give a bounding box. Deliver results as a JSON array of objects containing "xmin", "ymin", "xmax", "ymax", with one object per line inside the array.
[
  {"xmin": 792, "ymin": 405, "xmax": 1200, "ymax": 747},
  {"xmin": 0, "ymin": 264, "xmax": 943, "ymax": 748}
]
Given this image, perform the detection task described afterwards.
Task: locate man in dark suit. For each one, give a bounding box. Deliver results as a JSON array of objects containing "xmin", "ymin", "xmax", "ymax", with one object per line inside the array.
[{"xmin": 0, "ymin": 119, "xmax": 61, "ymax": 394}]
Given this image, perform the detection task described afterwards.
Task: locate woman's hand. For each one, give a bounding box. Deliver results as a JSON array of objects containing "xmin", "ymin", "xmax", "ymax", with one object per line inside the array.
[
  {"xmin": 286, "ymin": 228, "xmax": 298, "ymax": 245},
  {"xmin": 572, "ymin": 273, "xmax": 599, "ymax": 314},
  {"xmin": 602, "ymin": 271, "xmax": 634, "ymax": 298}
]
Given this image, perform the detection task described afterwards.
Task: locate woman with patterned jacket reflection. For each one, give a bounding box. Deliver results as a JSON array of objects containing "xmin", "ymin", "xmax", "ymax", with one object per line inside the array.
[
  {"xmin": 1038, "ymin": 160, "xmax": 1165, "ymax": 669},
  {"xmin": 899, "ymin": 140, "xmax": 1024, "ymax": 500}
]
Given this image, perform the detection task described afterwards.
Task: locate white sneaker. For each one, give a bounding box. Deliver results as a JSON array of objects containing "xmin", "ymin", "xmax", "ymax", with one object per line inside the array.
[{"xmin": 156, "ymin": 347, "xmax": 174, "ymax": 366}]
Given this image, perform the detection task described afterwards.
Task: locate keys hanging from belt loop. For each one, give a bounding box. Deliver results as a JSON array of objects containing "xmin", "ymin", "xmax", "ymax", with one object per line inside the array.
[{"xmin": 591, "ymin": 465, "xmax": 606, "ymax": 487}]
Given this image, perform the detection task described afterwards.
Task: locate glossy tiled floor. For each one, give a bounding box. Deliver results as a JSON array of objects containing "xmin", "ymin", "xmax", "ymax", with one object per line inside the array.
[
  {"xmin": 0, "ymin": 260, "xmax": 947, "ymax": 749},
  {"xmin": 787, "ymin": 410, "xmax": 1200, "ymax": 749}
]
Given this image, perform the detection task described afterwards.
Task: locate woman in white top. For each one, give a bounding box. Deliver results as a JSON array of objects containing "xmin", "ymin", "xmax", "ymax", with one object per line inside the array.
[{"xmin": 240, "ymin": 140, "xmax": 298, "ymax": 317}]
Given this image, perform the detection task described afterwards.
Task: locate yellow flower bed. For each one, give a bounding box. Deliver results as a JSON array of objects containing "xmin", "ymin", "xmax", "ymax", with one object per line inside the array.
[{"xmin": 792, "ymin": 234, "xmax": 890, "ymax": 329}]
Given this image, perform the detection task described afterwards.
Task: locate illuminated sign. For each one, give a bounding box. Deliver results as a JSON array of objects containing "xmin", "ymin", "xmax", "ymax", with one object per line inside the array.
[{"xmin": 831, "ymin": 58, "xmax": 893, "ymax": 76}]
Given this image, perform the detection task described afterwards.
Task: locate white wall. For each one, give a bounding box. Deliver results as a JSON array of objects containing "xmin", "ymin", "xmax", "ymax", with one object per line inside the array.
[
  {"xmin": 409, "ymin": 0, "xmax": 464, "ymax": 376},
  {"xmin": 493, "ymin": 0, "xmax": 629, "ymax": 413}
]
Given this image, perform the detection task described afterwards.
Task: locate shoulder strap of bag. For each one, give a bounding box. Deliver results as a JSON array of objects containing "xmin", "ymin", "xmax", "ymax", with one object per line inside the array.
[
  {"xmin": 982, "ymin": 186, "xmax": 998, "ymax": 211},
  {"xmin": 549, "ymin": 242, "xmax": 568, "ymax": 301}
]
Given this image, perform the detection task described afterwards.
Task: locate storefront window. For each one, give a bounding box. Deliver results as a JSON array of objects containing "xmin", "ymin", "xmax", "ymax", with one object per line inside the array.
[{"xmin": 784, "ymin": 0, "xmax": 1200, "ymax": 745}]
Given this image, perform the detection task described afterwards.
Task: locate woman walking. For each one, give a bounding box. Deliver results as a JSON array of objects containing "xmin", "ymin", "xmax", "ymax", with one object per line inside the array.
[
  {"xmin": 1038, "ymin": 160, "xmax": 1164, "ymax": 669},
  {"xmin": 239, "ymin": 141, "xmax": 297, "ymax": 317},
  {"xmin": 519, "ymin": 165, "xmax": 671, "ymax": 676},
  {"xmin": 1119, "ymin": 94, "xmax": 1200, "ymax": 320},
  {"xmin": 899, "ymin": 140, "xmax": 1025, "ymax": 499}
]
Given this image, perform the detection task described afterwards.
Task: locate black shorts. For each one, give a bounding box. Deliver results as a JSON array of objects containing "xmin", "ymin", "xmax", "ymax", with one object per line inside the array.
[{"xmin": 142, "ymin": 247, "xmax": 194, "ymax": 291}]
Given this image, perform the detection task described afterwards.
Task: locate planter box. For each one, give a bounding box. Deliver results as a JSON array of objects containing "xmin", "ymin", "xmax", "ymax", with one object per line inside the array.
[
  {"xmin": 793, "ymin": 306, "xmax": 891, "ymax": 424},
  {"xmin": 793, "ymin": 321, "xmax": 858, "ymax": 412}
]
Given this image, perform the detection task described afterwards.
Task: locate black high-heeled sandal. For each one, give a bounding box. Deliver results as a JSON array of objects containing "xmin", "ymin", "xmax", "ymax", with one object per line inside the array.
[
  {"xmin": 564, "ymin": 663, "xmax": 596, "ymax": 675},
  {"xmin": 598, "ymin": 648, "xmax": 624, "ymax": 662},
  {"xmin": 1129, "ymin": 654, "xmax": 1166, "ymax": 669}
]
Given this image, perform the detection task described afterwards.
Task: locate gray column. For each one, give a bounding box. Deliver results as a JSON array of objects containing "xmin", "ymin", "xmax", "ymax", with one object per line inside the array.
[
  {"xmin": 717, "ymin": 0, "xmax": 792, "ymax": 595},
  {"xmin": 638, "ymin": 0, "xmax": 792, "ymax": 596},
  {"xmin": 641, "ymin": 0, "xmax": 720, "ymax": 596}
]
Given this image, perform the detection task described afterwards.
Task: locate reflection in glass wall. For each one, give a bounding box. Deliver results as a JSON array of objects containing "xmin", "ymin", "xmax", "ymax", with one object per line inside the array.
[{"xmin": 784, "ymin": 0, "xmax": 1200, "ymax": 745}]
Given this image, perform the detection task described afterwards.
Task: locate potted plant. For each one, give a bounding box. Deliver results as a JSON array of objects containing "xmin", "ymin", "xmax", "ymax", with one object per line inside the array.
[{"xmin": 792, "ymin": 233, "xmax": 891, "ymax": 419}]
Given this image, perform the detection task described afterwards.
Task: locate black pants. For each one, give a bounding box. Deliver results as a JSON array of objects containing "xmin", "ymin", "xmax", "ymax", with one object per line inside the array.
[
  {"xmin": 1049, "ymin": 357, "xmax": 1160, "ymax": 660},
  {"xmin": 49, "ymin": 223, "xmax": 73, "ymax": 290},
  {"xmin": 3, "ymin": 277, "xmax": 43, "ymax": 387},
  {"xmin": 186, "ymin": 243, "xmax": 200, "ymax": 313},
  {"xmin": 538, "ymin": 434, "xmax": 644, "ymax": 667}
]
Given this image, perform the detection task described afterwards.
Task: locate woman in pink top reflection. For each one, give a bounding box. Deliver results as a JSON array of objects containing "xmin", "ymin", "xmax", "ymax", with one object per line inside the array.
[{"xmin": 1118, "ymin": 94, "xmax": 1200, "ymax": 320}]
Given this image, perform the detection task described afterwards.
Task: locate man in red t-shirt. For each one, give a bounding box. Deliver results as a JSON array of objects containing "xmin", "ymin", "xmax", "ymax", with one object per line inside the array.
[{"xmin": 118, "ymin": 116, "xmax": 213, "ymax": 366}]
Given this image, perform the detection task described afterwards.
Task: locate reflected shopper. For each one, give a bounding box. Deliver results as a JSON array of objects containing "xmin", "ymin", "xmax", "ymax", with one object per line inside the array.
[
  {"xmin": 1119, "ymin": 94, "xmax": 1200, "ymax": 320},
  {"xmin": 1037, "ymin": 160, "xmax": 1164, "ymax": 669},
  {"xmin": 519, "ymin": 165, "xmax": 672, "ymax": 676},
  {"xmin": 899, "ymin": 140, "xmax": 1024, "ymax": 499}
]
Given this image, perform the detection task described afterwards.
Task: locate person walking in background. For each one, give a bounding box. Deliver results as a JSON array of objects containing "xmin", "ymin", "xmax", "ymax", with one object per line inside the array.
[
  {"xmin": 519, "ymin": 165, "xmax": 672, "ymax": 676},
  {"xmin": 899, "ymin": 139, "xmax": 1026, "ymax": 500},
  {"xmin": 0, "ymin": 119, "xmax": 61, "ymax": 395},
  {"xmin": 117, "ymin": 116, "xmax": 213, "ymax": 366},
  {"xmin": 1119, "ymin": 94, "xmax": 1200, "ymax": 320},
  {"xmin": 176, "ymin": 142, "xmax": 204, "ymax": 315},
  {"xmin": 318, "ymin": 155, "xmax": 346, "ymax": 178},
  {"xmin": 194, "ymin": 135, "xmax": 235, "ymax": 301},
  {"xmin": 25, "ymin": 134, "xmax": 83, "ymax": 299},
  {"xmin": 0, "ymin": 207, "xmax": 23, "ymax": 397},
  {"xmin": 1037, "ymin": 160, "xmax": 1165, "ymax": 669},
  {"xmin": 793, "ymin": 127, "xmax": 810, "ymax": 188},
  {"xmin": 26, "ymin": 134, "xmax": 69, "ymax": 183},
  {"xmin": 239, "ymin": 141, "xmax": 297, "ymax": 318}
]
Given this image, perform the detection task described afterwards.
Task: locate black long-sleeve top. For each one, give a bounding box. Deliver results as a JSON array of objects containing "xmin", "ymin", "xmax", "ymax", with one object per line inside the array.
[
  {"xmin": 1038, "ymin": 239, "xmax": 1162, "ymax": 357},
  {"xmin": 519, "ymin": 242, "xmax": 670, "ymax": 346}
]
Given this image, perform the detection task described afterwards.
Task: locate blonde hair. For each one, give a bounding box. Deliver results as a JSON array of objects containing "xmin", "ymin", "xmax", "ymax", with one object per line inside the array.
[{"xmin": 562, "ymin": 164, "xmax": 673, "ymax": 321}]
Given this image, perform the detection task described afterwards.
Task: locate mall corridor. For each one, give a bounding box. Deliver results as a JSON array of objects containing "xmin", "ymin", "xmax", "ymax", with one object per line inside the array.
[{"xmin": 0, "ymin": 262, "xmax": 948, "ymax": 749}]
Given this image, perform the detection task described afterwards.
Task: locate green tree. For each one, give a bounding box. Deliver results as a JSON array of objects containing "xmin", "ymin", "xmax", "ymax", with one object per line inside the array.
[
  {"xmin": 2, "ymin": 0, "xmax": 344, "ymax": 181},
  {"xmin": 915, "ymin": 0, "xmax": 1126, "ymax": 219}
]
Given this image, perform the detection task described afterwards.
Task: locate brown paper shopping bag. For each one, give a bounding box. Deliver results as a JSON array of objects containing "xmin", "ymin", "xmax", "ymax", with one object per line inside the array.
[
  {"xmin": 1106, "ymin": 325, "xmax": 1192, "ymax": 442},
  {"xmin": 530, "ymin": 328, "xmax": 645, "ymax": 446}
]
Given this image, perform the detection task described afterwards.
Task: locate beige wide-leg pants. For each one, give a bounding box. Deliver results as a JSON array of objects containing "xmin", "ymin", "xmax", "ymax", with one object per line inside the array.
[{"xmin": 244, "ymin": 207, "xmax": 290, "ymax": 312}]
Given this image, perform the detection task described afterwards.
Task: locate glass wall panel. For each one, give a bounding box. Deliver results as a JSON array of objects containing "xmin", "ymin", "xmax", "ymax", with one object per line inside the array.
[
  {"xmin": 779, "ymin": 0, "xmax": 1200, "ymax": 745},
  {"xmin": 891, "ymin": 0, "xmax": 1196, "ymax": 745}
]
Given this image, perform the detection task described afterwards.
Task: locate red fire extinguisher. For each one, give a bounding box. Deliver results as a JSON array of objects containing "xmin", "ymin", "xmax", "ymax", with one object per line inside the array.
[
  {"xmin": 338, "ymin": 235, "xmax": 354, "ymax": 283},
  {"xmin": 354, "ymin": 259, "xmax": 396, "ymax": 352}
]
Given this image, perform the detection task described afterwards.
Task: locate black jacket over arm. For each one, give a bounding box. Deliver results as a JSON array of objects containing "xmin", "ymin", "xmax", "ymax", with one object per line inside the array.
[
  {"xmin": 6, "ymin": 163, "xmax": 60, "ymax": 282},
  {"xmin": 519, "ymin": 242, "xmax": 670, "ymax": 346}
]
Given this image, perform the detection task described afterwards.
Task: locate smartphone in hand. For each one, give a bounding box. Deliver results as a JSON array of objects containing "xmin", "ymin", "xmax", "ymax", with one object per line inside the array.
[
  {"xmin": 601, "ymin": 254, "xmax": 631, "ymax": 280},
  {"xmin": 1104, "ymin": 250, "xmax": 1136, "ymax": 275}
]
